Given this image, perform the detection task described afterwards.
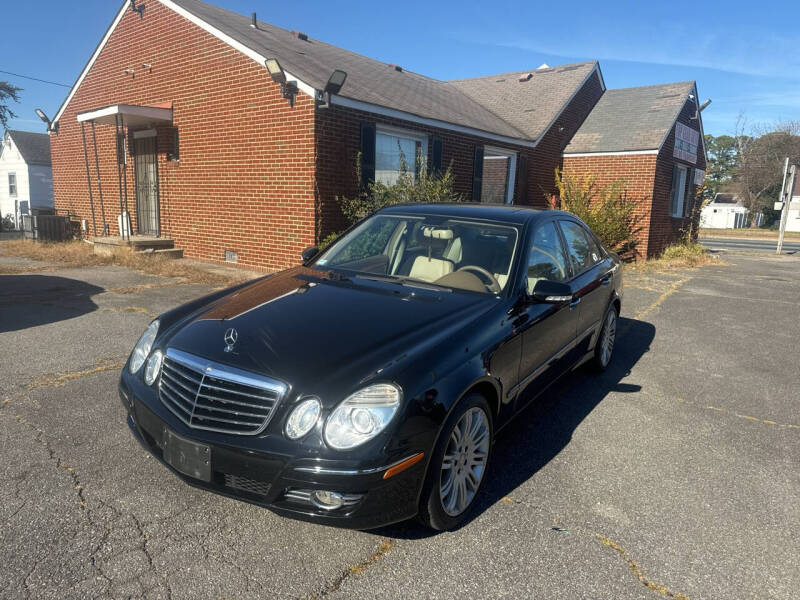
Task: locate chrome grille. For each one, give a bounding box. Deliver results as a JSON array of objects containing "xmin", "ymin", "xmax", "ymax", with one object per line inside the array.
[{"xmin": 159, "ymin": 348, "xmax": 287, "ymax": 435}]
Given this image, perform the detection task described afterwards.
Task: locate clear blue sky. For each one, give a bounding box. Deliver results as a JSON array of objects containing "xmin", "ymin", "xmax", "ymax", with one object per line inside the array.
[{"xmin": 2, "ymin": 0, "xmax": 798, "ymax": 137}]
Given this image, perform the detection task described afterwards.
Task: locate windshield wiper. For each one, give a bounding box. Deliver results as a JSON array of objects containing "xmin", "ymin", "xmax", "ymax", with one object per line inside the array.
[
  {"xmin": 354, "ymin": 273, "xmax": 452, "ymax": 292},
  {"xmin": 354, "ymin": 273, "xmax": 402, "ymax": 284}
]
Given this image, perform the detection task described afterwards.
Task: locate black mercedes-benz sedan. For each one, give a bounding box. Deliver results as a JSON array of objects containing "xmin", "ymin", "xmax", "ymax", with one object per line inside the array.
[{"xmin": 119, "ymin": 204, "xmax": 622, "ymax": 530}]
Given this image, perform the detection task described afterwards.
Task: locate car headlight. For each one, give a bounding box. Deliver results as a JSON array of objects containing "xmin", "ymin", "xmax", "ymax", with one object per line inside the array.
[
  {"xmin": 324, "ymin": 384, "xmax": 401, "ymax": 450},
  {"xmin": 285, "ymin": 397, "xmax": 321, "ymax": 440},
  {"xmin": 143, "ymin": 349, "xmax": 163, "ymax": 386},
  {"xmin": 129, "ymin": 320, "xmax": 159, "ymax": 374}
]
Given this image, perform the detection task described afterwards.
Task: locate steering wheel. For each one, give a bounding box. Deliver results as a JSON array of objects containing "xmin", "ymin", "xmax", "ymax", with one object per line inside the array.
[{"xmin": 456, "ymin": 265, "xmax": 502, "ymax": 293}]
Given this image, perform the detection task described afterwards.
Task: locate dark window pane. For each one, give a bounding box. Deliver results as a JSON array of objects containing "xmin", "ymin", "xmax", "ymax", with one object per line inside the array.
[
  {"xmin": 559, "ymin": 221, "xmax": 594, "ymax": 273},
  {"xmin": 527, "ymin": 222, "xmax": 568, "ymax": 292}
]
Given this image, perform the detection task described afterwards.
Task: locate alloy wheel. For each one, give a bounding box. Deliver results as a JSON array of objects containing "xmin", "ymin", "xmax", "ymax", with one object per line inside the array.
[
  {"xmin": 439, "ymin": 407, "xmax": 490, "ymax": 517},
  {"xmin": 600, "ymin": 310, "xmax": 617, "ymax": 367}
]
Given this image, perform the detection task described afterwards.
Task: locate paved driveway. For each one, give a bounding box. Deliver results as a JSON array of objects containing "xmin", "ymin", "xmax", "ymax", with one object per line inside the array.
[{"xmin": 1, "ymin": 249, "xmax": 798, "ymax": 599}]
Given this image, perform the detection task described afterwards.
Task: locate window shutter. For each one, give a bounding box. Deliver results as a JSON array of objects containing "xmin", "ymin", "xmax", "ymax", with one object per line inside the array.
[
  {"xmin": 431, "ymin": 136, "xmax": 443, "ymax": 175},
  {"xmin": 359, "ymin": 122, "xmax": 376, "ymax": 189},
  {"xmin": 515, "ymin": 153, "xmax": 528, "ymax": 204},
  {"xmin": 472, "ymin": 146, "xmax": 484, "ymax": 202}
]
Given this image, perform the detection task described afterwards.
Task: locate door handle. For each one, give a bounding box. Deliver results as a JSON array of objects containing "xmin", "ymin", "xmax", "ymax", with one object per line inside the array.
[{"xmin": 569, "ymin": 297, "xmax": 581, "ymax": 310}]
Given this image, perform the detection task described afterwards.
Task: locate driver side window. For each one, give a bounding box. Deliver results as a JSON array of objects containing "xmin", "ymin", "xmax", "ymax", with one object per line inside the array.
[{"xmin": 527, "ymin": 222, "xmax": 569, "ymax": 294}]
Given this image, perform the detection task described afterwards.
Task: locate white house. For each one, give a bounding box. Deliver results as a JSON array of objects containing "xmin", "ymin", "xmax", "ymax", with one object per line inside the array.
[
  {"xmin": 788, "ymin": 179, "xmax": 800, "ymax": 233},
  {"xmin": 0, "ymin": 129, "xmax": 54, "ymax": 229},
  {"xmin": 700, "ymin": 193, "xmax": 762, "ymax": 229}
]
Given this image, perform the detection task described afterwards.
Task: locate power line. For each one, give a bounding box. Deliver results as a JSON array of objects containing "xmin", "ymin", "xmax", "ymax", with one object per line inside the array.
[{"xmin": 0, "ymin": 69, "xmax": 70, "ymax": 88}]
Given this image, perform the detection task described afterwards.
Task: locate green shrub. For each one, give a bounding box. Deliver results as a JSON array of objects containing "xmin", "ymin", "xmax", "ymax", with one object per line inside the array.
[
  {"xmin": 554, "ymin": 168, "xmax": 642, "ymax": 255},
  {"xmin": 340, "ymin": 155, "xmax": 462, "ymax": 225}
]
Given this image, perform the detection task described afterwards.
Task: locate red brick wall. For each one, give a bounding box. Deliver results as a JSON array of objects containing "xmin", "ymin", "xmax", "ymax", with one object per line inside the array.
[
  {"xmin": 561, "ymin": 97, "xmax": 708, "ymax": 259},
  {"xmin": 561, "ymin": 153, "xmax": 659, "ymax": 257},
  {"xmin": 50, "ymin": 0, "xmax": 316, "ymax": 271},
  {"xmin": 314, "ymin": 104, "xmax": 532, "ymax": 237},
  {"xmin": 525, "ymin": 71, "xmax": 605, "ymax": 207},
  {"xmin": 314, "ymin": 70, "xmax": 604, "ymax": 237},
  {"xmin": 648, "ymin": 99, "xmax": 707, "ymax": 256}
]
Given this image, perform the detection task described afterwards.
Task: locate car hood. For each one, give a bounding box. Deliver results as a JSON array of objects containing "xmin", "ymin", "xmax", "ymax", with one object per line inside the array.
[{"xmin": 164, "ymin": 267, "xmax": 497, "ymax": 398}]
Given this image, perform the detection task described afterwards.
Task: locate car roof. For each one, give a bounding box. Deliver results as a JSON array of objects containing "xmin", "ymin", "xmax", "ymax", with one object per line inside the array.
[{"xmin": 380, "ymin": 203, "xmax": 573, "ymax": 225}]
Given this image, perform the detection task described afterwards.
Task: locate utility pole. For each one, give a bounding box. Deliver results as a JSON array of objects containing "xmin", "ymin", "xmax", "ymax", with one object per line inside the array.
[{"xmin": 776, "ymin": 161, "xmax": 796, "ymax": 255}]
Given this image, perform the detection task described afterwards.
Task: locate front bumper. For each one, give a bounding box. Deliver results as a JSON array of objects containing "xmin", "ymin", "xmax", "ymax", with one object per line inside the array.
[{"xmin": 119, "ymin": 377, "xmax": 424, "ymax": 530}]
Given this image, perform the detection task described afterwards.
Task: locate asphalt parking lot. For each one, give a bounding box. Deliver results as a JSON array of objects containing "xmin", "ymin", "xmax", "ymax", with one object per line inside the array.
[{"xmin": 1, "ymin": 248, "xmax": 798, "ymax": 600}]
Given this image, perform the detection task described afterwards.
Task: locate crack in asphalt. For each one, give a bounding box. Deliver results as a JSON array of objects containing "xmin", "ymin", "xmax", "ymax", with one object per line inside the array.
[
  {"xmin": 10, "ymin": 412, "xmax": 113, "ymax": 597},
  {"xmin": 306, "ymin": 538, "xmax": 394, "ymax": 599},
  {"xmin": 26, "ymin": 356, "xmax": 126, "ymax": 391},
  {"xmin": 130, "ymin": 511, "xmax": 174, "ymax": 600},
  {"xmin": 493, "ymin": 496, "xmax": 692, "ymax": 600},
  {"xmin": 596, "ymin": 535, "xmax": 690, "ymax": 600}
]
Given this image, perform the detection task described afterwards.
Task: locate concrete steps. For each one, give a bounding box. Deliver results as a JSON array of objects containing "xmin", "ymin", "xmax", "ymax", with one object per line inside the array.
[
  {"xmin": 135, "ymin": 247, "xmax": 184, "ymax": 259},
  {"xmin": 91, "ymin": 235, "xmax": 183, "ymax": 259}
]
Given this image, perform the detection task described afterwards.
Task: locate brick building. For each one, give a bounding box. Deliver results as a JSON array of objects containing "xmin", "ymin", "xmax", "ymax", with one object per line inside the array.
[
  {"xmin": 49, "ymin": 0, "xmax": 707, "ymax": 269},
  {"xmin": 563, "ymin": 82, "xmax": 708, "ymax": 256}
]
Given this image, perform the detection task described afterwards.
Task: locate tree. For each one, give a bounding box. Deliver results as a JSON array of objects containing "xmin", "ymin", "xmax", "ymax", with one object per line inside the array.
[
  {"xmin": 703, "ymin": 134, "xmax": 739, "ymax": 202},
  {"xmin": 0, "ymin": 81, "xmax": 22, "ymax": 130},
  {"xmin": 734, "ymin": 118, "xmax": 800, "ymax": 226}
]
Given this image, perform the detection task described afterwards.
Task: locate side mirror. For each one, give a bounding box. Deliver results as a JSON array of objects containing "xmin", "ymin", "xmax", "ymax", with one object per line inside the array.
[
  {"xmin": 531, "ymin": 279, "xmax": 572, "ymax": 303},
  {"xmin": 301, "ymin": 246, "xmax": 319, "ymax": 263}
]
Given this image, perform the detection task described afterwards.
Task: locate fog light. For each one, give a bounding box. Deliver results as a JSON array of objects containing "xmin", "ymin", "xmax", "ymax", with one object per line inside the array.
[
  {"xmin": 144, "ymin": 349, "xmax": 163, "ymax": 386},
  {"xmin": 312, "ymin": 490, "xmax": 344, "ymax": 510}
]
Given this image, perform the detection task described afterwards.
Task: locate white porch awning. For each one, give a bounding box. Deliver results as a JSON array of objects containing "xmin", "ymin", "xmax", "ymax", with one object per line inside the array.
[{"xmin": 76, "ymin": 103, "xmax": 173, "ymax": 127}]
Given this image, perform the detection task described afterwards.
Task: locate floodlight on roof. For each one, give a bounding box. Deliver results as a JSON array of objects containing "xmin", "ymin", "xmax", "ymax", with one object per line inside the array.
[
  {"xmin": 324, "ymin": 70, "xmax": 347, "ymax": 96},
  {"xmin": 265, "ymin": 58, "xmax": 286, "ymax": 85},
  {"xmin": 265, "ymin": 58, "xmax": 298, "ymax": 107},
  {"xmin": 35, "ymin": 108, "xmax": 55, "ymax": 131}
]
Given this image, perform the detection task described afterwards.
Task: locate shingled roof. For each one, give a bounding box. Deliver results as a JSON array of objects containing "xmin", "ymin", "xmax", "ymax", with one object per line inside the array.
[
  {"xmin": 162, "ymin": 0, "xmax": 599, "ymax": 143},
  {"xmin": 449, "ymin": 62, "xmax": 599, "ymax": 142},
  {"xmin": 5, "ymin": 130, "xmax": 51, "ymax": 166},
  {"xmin": 564, "ymin": 82, "xmax": 696, "ymax": 154}
]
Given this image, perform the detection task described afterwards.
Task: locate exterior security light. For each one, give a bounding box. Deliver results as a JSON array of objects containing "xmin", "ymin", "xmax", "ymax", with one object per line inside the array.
[
  {"xmin": 265, "ymin": 58, "xmax": 298, "ymax": 107},
  {"xmin": 265, "ymin": 58, "xmax": 286, "ymax": 84},
  {"xmin": 324, "ymin": 70, "xmax": 347, "ymax": 96},
  {"xmin": 35, "ymin": 108, "xmax": 56, "ymax": 132}
]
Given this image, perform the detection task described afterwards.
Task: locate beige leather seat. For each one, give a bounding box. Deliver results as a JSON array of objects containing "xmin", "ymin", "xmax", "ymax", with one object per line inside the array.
[
  {"xmin": 409, "ymin": 227, "xmax": 456, "ymax": 282},
  {"xmin": 409, "ymin": 256, "xmax": 454, "ymax": 282}
]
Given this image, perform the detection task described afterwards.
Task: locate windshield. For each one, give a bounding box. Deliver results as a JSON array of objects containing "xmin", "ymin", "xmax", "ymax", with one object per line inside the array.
[{"xmin": 314, "ymin": 214, "xmax": 519, "ymax": 294}]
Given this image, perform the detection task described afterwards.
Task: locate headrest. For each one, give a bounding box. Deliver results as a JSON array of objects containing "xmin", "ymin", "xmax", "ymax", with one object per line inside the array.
[{"xmin": 422, "ymin": 226, "xmax": 454, "ymax": 240}]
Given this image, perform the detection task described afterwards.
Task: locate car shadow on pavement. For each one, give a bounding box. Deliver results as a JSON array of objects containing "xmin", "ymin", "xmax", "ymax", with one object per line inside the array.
[
  {"xmin": 0, "ymin": 274, "xmax": 104, "ymax": 333},
  {"xmin": 375, "ymin": 316, "xmax": 656, "ymax": 539}
]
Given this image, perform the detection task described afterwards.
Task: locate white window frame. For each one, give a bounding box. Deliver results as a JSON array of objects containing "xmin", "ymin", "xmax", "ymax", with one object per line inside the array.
[
  {"xmin": 670, "ymin": 164, "xmax": 688, "ymax": 217},
  {"xmin": 483, "ymin": 146, "xmax": 517, "ymax": 204},
  {"xmin": 8, "ymin": 172, "xmax": 17, "ymax": 197},
  {"xmin": 375, "ymin": 125, "xmax": 429, "ymax": 185}
]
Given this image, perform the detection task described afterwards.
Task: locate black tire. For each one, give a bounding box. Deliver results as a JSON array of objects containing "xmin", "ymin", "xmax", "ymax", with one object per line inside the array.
[
  {"xmin": 590, "ymin": 304, "xmax": 618, "ymax": 372},
  {"xmin": 417, "ymin": 393, "xmax": 493, "ymax": 531}
]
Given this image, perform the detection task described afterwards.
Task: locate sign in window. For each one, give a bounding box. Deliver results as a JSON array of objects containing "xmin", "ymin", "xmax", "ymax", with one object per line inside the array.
[{"xmin": 674, "ymin": 123, "xmax": 699, "ymax": 164}]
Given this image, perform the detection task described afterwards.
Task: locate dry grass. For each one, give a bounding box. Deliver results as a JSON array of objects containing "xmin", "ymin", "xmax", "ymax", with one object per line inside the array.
[
  {"xmin": 629, "ymin": 242, "xmax": 722, "ymax": 273},
  {"xmin": 699, "ymin": 228, "xmax": 800, "ymax": 241},
  {"xmin": 0, "ymin": 239, "xmax": 254, "ymax": 286}
]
